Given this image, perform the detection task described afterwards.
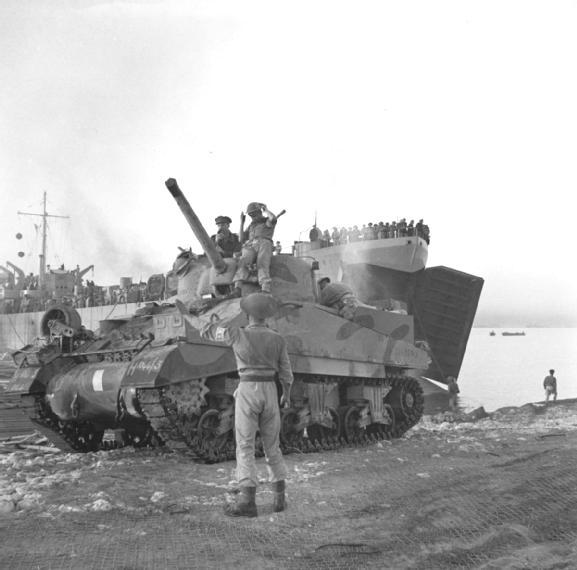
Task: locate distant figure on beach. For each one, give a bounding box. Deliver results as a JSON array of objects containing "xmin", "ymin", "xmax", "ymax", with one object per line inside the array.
[
  {"xmin": 543, "ymin": 369, "xmax": 557, "ymax": 402},
  {"xmin": 447, "ymin": 376, "xmax": 460, "ymax": 410}
]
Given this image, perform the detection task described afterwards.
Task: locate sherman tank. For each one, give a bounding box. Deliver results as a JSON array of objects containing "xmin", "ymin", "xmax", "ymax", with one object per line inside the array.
[{"xmin": 4, "ymin": 178, "xmax": 430, "ymax": 461}]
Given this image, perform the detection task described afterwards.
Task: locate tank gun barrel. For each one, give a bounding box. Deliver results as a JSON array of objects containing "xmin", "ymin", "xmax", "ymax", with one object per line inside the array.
[{"xmin": 165, "ymin": 178, "xmax": 227, "ymax": 274}]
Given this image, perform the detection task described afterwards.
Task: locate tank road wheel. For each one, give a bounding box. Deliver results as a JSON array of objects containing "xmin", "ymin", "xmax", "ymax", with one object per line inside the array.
[
  {"xmin": 307, "ymin": 408, "xmax": 340, "ymax": 449},
  {"xmin": 367, "ymin": 403, "xmax": 396, "ymax": 440},
  {"xmin": 197, "ymin": 409, "xmax": 233, "ymax": 462},
  {"xmin": 179, "ymin": 413, "xmax": 200, "ymax": 446},
  {"xmin": 341, "ymin": 405, "xmax": 365, "ymax": 443},
  {"xmin": 280, "ymin": 409, "xmax": 303, "ymax": 447}
]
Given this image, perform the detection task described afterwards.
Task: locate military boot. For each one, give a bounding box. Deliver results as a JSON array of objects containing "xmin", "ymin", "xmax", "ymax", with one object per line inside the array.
[
  {"xmin": 272, "ymin": 480, "xmax": 286, "ymax": 512},
  {"xmin": 224, "ymin": 486, "xmax": 257, "ymax": 518}
]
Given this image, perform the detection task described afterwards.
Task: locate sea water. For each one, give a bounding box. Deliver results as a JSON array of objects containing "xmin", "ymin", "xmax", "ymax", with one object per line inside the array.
[{"xmin": 455, "ymin": 328, "xmax": 577, "ymax": 412}]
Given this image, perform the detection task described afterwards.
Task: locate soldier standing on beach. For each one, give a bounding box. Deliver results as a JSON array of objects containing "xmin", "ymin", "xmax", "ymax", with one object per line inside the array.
[
  {"xmin": 543, "ymin": 369, "xmax": 558, "ymax": 402},
  {"xmin": 447, "ymin": 376, "xmax": 460, "ymax": 411},
  {"xmin": 200, "ymin": 292, "xmax": 293, "ymax": 518}
]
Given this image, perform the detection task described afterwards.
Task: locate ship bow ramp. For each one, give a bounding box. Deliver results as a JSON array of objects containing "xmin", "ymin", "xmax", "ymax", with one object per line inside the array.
[{"xmin": 411, "ymin": 266, "xmax": 484, "ymax": 383}]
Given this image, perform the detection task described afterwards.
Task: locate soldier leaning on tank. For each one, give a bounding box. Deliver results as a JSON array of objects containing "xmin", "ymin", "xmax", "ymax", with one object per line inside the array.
[
  {"xmin": 199, "ymin": 292, "xmax": 293, "ymax": 518},
  {"xmin": 211, "ymin": 215, "xmax": 241, "ymax": 259},
  {"xmin": 319, "ymin": 282, "xmax": 368, "ymax": 320},
  {"xmin": 233, "ymin": 202, "xmax": 278, "ymax": 294}
]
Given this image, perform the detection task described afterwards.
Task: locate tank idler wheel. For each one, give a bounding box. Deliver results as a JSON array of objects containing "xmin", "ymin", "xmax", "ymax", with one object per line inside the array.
[
  {"xmin": 280, "ymin": 409, "xmax": 303, "ymax": 446},
  {"xmin": 307, "ymin": 408, "xmax": 340, "ymax": 448},
  {"xmin": 340, "ymin": 405, "xmax": 365, "ymax": 443}
]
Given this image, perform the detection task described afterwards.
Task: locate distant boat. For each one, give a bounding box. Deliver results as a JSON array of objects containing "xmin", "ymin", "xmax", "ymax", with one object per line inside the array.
[
  {"xmin": 489, "ymin": 330, "xmax": 496, "ymax": 336},
  {"xmin": 502, "ymin": 331, "xmax": 526, "ymax": 336}
]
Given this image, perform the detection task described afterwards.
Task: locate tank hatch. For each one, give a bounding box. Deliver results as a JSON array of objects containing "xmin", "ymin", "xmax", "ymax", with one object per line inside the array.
[{"xmin": 411, "ymin": 266, "xmax": 483, "ymax": 383}]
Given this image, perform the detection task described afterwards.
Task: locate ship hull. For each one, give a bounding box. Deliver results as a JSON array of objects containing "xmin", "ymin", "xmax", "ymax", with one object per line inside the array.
[{"xmin": 296, "ymin": 236, "xmax": 428, "ymax": 277}]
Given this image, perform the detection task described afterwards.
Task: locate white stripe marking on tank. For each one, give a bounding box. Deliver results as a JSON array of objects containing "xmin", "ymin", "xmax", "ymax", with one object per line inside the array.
[{"xmin": 92, "ymin": 370, "xmax": 104, "ymax": 392}]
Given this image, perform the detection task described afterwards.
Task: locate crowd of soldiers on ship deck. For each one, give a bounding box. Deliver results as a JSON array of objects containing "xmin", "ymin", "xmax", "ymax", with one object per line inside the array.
[{"xmin": 308, "ymin": 218, "xmax": 430, "ymax": 248}]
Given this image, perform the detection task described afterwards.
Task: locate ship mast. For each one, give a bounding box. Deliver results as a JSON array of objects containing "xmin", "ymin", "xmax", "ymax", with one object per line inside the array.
[{"xmin": 17, "ymin": 192, "xmax": 69, "ymax": 289}]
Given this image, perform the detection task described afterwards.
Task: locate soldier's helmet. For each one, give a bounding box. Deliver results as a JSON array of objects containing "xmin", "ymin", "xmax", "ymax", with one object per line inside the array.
[
  {"xmin": 240, "ymin": 292, "xmax": 279, "ymax": 319},
  {"xmin": 215, "ymin": 215, "xmax": 232, "ymax": 225},
  {"xmin": 246, "ymin": 202, "xmax": 262, "ymax": 215}
]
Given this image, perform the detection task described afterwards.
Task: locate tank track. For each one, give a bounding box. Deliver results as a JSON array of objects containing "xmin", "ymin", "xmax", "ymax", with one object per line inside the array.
[
  {"xmin": 137, "ymin": 374, "xmax": 424, "ymax": 464},
  {"xmin": 16, "ymin": 394, "xmax": 105, "ymax": 452},
  {"xmin": 15, "ymin": 393, "xmax": 157, "ymax": 452}
]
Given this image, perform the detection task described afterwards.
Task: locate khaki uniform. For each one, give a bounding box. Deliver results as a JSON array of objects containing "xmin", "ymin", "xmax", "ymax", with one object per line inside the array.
[
  {"xmin": 200, "ymin": 321, "xmax": 293, "ymax": 487},
  {"xmin": 234, "ymin": 216, "xmax": 277, "ymax": 292},
  {"xmin": 543, "ymin": 374, "xmax": 557, "ymax": 401}
]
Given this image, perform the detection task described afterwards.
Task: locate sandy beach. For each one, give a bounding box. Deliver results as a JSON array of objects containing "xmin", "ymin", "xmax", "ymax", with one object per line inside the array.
[{"xmin": 1, "ymin": 399, "xmax": 577, "ymax": 569}]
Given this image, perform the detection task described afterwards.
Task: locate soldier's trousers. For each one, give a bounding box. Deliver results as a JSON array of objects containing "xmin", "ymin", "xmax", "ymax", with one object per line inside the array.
[
  {"xmin": 233, "ymin": 238, "xmax": 273, "ymax": 291},
  {"xmin": 234, "ymin": 381, "xmax": 287, "ymax": 487}
]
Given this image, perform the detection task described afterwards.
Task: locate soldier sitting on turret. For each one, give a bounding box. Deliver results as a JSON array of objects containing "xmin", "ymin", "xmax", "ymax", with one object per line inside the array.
[
  {"xmin": 211, "ymin": 216, "xmax": 241, "ymax": 259},
  {"xmin": 233, "ymin": 202, "xmax": 279, "ymax": 294}
]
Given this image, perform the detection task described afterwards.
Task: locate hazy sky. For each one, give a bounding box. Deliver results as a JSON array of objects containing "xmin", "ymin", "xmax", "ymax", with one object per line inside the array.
[{"xmin": 1, "ymin": 0, "xmax": 576, "ymax": 326}]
